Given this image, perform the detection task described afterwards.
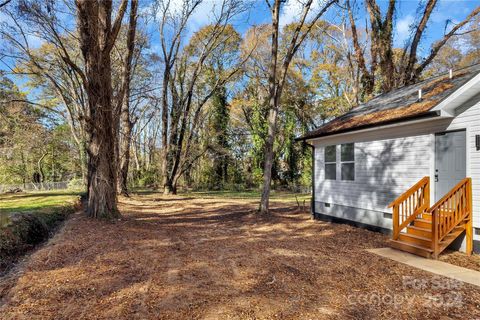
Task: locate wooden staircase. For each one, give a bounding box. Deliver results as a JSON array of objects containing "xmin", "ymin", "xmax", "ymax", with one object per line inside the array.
[{"xmin": 388, "ymin": 177, "xmax": 473, "ymax": 259}]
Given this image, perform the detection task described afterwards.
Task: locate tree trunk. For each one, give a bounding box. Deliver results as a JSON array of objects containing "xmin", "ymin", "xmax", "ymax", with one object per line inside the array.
[
  {"xmin": 259, "ymin": 0, "xmax": 280, "ymax": 214},
  {"xmin": 161, "ymin": 65, "xmax": 172, "ymax": 194},
  {"xmin": 79, "ymin": 142, "xmax": 88, "ymax": 186},
  {"xmin": 347, "ymin": 0, "xmax": 374, "ymax": 99},
  {"xmin": 259, "ymin": 0, "xmax": 336, "ymax": 213},
  {"xmin": 76, "ymin": 0, "xmax": 128, "ymax": 219},
  {"xmin": 84, "ymin": 63, "xmax": 119, "ymax": 218},
  {"xmin": 116, "ymin": 0, "xmax": 138, "ymax": 196},
  {"xmin": 117, "ymin": 115, "xmax": 133, "ymax": 196}
]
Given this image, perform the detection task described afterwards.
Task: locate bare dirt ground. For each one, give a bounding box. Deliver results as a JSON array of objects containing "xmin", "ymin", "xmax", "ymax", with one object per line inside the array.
[{"xmin": 1, "ymin": 194, "xmax": 480, "ymax": 319}]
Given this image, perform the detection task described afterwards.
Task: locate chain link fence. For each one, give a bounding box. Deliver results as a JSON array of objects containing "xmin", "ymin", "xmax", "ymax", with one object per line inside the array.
[{"xmin": 0, "ymin": 181, "xmax": 70, "ymax": 193}]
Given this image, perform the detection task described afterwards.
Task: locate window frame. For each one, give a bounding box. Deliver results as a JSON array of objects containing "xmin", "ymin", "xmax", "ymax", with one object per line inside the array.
[
  {"xmin": 324, "ymin": 145, "xmax": 337, "ymax": 180},
  {"xmin": 340, "ymin": 143, "xmax": 355, "ymax": 181}
]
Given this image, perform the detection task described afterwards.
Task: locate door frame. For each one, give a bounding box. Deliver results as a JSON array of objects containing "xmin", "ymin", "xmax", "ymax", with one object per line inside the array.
[{"xmin": 430, "ymin": 128, "xmax": 468, "ymax": 202}]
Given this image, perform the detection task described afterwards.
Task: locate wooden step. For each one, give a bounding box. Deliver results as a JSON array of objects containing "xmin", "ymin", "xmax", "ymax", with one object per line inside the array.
[
  {"xmin": 398, "ymin": 233, "xmax": 432, "ymax": 247},
  {"xmin": 389, "ymin": 239, "xmax": 433, "ymax": 258},
  {"xmin": 407, "ymin": 225, "xmax": 432, "ymax": 238},
  {"xmin": 413, "ymin": 218, "xmax": 432, "ymax": 229},
  {"xmin": 421, "ymin": 213, "xmax": 432, "ymax": 221},
  {"xmin": 438, "ymin": 226, "xmax": 466, "ymax": 253}
]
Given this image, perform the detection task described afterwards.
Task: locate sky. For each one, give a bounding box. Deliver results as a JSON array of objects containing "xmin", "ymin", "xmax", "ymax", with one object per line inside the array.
[
  {"xmin": 0, "ymin": 0, "xmax": 479, "ymax": 90},
  {"xmin": 157, "ymin": 0, "xmax": 479, "ymax": 50}
]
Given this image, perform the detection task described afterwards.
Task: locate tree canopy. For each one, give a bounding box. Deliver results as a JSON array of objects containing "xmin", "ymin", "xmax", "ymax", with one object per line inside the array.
[{"xmin": 0, "ymin": 0, "xmax": 478, "ymax": 216}]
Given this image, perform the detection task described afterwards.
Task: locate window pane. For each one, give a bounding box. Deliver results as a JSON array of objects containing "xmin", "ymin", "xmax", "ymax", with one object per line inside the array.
[
  {"xmin": 341, "ymin": 143, "xmax": 354, "ymax": 162},
  {"xmin": 325, "ymin": 163, "xmax": 336, "ymax": 180},
  {"xmin": 341, "ymin": 163, "xmax": 355, "ymax": 181},
  {"xmin": 325, "ymin": 145, "xmax": 336, "ymax": 162}
]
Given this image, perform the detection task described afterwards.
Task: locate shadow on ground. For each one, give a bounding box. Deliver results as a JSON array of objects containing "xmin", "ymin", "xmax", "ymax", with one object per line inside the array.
[{"xmin": 0, "ymin": 194, "xmax": 479, "ymax": 319}]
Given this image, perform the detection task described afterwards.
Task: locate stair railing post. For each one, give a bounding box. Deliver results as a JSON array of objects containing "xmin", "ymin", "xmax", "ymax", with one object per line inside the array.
[
  {"xmin": 392, "ymin": 205, "xmax": 399, "ymax": 240},
  {"xmin": 431, "ymin": 209, "xmax": 438, "ymax": 259},
  {"xmin": 425, "ymin": 178, "xmax": 430, "ymax": 210},
  {"xmin": 466, "ymin": 178, "xmax": 473, "ymax": 256}
]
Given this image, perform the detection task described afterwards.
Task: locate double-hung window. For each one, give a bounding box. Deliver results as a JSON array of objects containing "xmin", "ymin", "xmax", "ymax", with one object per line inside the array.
[
  {"xmin": 324, "ymin": 145, "xmax": 337, "ymax": 180},
  {"xmin": 341, "ymin": 143, "xmax": 355, "ymax": 181}
]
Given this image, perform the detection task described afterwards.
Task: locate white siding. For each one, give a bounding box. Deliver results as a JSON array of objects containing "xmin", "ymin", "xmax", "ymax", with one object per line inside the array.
[
  {"xmin": 313, "ymin": 132, "xmax": 432, "ymax": 228},
  {"xmin": 447, "ymin": 99, "xmax": 480, "ymax": 230},
  {"xmin": 311, "ymin": 99, "xmax": 480, "ymax": 240}
]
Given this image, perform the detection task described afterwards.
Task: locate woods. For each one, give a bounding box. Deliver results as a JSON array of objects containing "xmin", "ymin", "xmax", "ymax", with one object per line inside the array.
[{"xmin": 1, "ymin": 0, "xmax": 479, "ymax": 216}]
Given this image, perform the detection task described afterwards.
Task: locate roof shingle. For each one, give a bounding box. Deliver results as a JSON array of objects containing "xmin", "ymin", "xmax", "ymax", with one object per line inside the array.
[{"xmin": 299, "ymin": 64, "xmax": 480, "ymax": 140}]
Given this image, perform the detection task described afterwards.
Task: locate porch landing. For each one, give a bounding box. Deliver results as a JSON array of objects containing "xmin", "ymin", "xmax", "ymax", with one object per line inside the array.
[{"xmin": 367, "ymin": 247, "xmax": 480, "ymax": 287}]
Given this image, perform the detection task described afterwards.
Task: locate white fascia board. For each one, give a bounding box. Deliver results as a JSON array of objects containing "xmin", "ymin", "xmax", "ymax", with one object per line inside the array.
[
  {"xmin": 306, "ymin": 114, "xmax": 453, "ymax": 145},
  {"xmin": 432, "ymin": 72, "xmax": 480, "ymax": 113}
]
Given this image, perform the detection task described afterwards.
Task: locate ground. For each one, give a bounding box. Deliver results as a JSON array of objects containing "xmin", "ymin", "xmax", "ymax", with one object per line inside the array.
[
  {"xmin": 0, "ymin": 191, "xmax": 80, "ymax": 227},
  {"xmin": 1, "ymin": 193, "xmax": 480, "ymax": 319}
]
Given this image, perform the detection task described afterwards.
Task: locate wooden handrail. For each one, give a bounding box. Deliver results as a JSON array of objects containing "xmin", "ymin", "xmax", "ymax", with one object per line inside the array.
[
  {"xmin": 388, "ymin": 177, "xmax": 430, "ymax": 208},
  {"xmin": 428, "ymin": 177, "xmax": 470, "ymax": 213},
  {"xmin": 389, "ymin": 177, "xmax": 430, "ymax": 240},
  {"xmin": 429, "ymin": 178, "xmax": 472, "ymax": 257}
]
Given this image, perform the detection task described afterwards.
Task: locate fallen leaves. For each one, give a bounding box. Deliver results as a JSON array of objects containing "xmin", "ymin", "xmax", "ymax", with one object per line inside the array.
[{"xmin": 0, "ymin": 194, "xmax": 479, "ymax": 319}]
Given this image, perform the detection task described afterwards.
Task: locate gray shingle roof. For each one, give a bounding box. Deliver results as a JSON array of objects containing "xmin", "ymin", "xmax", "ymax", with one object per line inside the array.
[{"xmin": 299, "ymin": 64, "xmax": 480, "ymax": 140}]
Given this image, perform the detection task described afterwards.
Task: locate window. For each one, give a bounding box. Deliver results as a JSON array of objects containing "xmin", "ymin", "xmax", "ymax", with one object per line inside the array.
[
  {"xmin": 341, "ymin": 143, "xmax": 355, "ymax": 181},
  {"xmin": 324, "ymin": 145, "xmax": 336, "ymax": 180}
]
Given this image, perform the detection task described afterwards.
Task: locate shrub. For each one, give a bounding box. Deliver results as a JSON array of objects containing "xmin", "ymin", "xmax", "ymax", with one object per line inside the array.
[{"xmin": 68, "ymin": 177, "xmax": 85, "ymax": 190}]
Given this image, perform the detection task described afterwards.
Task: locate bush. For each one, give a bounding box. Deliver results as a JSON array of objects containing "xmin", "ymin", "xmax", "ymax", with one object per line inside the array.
[
  {"xmin": 68, "ymin": 177, "xmax": 85, "ymax": 190},
  {"xmin": 137, "ymin": 168, "xmax": 159, "ymax": 188}
]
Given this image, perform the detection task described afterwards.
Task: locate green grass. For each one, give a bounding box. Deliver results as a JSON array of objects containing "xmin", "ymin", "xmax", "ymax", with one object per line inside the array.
[{"xmin": 0, "ymin": 191, "xmax": 81, "ymax": 227}]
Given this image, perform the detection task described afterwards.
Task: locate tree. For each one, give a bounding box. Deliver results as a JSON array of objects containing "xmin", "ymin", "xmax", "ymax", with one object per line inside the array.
[
  {"xmin": 12, "ymin": 41, "xmax": 90, "ymax": 185},
  {"xmin": 155, "ymin": 0, "xmax": 202, "ymax": 194},
  {"xmin": 259, "ymin": 0, "xmax": 337, "ymax": 214},
  {"xmin": 209, "ymin": 84, "xmax": 230, "ymax": 186},
  {"xmin": 0, "ymin": 74, "xmax": 79, "ymax": 186},
  {"xmin": 428, "ymin": 14, "xmax": 480, "ymax": 74},
  {"xmin": 155, "ymin": 0, "xmax": 248, "ymax": 194},
  {"xmin": 116, "ymin": 0, "xmax": 139, "ymax": 196},
  {"xmin": 346, "ymin": 0, "xmax": 480, "ymax": 99},
  {"xmin": 75, "ymin": 0, "xmax": 128, "ymax": 218}
]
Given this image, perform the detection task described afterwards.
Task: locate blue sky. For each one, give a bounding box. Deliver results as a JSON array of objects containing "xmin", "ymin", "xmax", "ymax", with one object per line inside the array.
[
  {"xmin": 133, "ymin": 0, "xmax": 480, "ymax": 71},
  {"xmin": 1, "ymin": 0, "xmax": 479, "ymax": 90},
  {"xmin": 237, "ymin": 0, "xmax": 479, "ymax": 55}
]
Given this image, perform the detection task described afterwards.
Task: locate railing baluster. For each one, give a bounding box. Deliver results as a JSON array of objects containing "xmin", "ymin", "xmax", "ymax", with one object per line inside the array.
[
  {"xmin": 388, "ymin": 177, "xmax": 430, "ymax": 238},
  {"xmin": 430, "ymin": 178, "xmax": 471, "ymax": 247}
]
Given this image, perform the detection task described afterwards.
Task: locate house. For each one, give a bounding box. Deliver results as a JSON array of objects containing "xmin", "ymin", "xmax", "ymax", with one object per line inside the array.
[{"xmin": 297, "ymin": 64, "xmax": 480, "ymax": 258}]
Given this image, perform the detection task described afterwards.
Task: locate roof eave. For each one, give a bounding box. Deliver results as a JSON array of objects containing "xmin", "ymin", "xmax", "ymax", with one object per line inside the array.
[
  {"xmin": 432, "ymin": 72, "xmax": 480, "ymax": 114},
  {"xmin": 295, "ymin": 110, "xmax": 442, "ymax": 142}
]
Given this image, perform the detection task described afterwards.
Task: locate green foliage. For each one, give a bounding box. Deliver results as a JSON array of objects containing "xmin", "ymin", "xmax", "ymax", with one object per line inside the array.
[
  {"xmin": 0, "ymin": 73, "xmax": 82, "ymax": 185},
  {"xmin": 67, "ymin": 178, "xmax": 85, "ymax": 190},
  {"xmin": 137, "ymin": 168, "xmax": 160, "ymax": 188}
]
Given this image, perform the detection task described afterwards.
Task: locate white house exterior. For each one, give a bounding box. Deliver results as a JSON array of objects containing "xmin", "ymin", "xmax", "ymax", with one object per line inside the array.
[{"xmin": 299, "ymin": 64, "xmax": 480, "ymax": 253}]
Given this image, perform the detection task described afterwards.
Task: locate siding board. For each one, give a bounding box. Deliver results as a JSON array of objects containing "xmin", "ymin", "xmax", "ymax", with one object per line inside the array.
[{"xmin": 312, "ymin": 99, "xmax": 480, "ymax": 240}]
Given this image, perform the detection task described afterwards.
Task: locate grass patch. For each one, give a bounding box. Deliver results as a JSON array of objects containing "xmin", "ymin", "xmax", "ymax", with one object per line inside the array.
[
  {"xmin": 0, "ymin": 191, "xmax": 82, "ymax": 227},
  {"xmin": 0, "ymin": 191, "xmax": 81, "ymax": 274}
]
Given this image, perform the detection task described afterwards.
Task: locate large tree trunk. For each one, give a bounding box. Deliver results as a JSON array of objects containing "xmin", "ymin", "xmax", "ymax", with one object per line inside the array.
[
  {"xmin": 84, "ymin": 59, "xmax": 118, "ymax": 218},
  {"xmin": 76, "ymin": 0, "xmax": 127, "ymax": 219}
]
